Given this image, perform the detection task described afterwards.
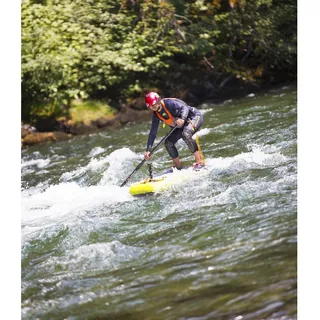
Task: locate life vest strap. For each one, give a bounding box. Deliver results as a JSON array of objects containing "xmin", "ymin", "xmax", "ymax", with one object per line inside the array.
[{"xmin": 155, "ymin": 101, "xmax": 176, "ymax": 127}]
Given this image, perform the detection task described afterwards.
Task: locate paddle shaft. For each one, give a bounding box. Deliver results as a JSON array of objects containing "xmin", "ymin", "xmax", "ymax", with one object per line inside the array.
[{"xmin": 120, "ymin": 126, "xmax": 177, "ymax": 187}]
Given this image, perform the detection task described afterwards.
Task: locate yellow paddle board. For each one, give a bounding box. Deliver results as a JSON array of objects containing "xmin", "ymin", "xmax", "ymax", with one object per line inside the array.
[
  {"xmin": 129, "ymin": 166, "xmax": 206, "ymax": 196},
  {"xmin": 129, "ymin": 177, "xmax": 170, "ymax": 196}
]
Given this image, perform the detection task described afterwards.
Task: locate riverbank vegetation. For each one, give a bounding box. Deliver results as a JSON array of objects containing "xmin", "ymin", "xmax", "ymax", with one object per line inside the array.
[
  {"xmin": 22, "ymin": 0, "xmax": 296, "ymax": 129},
  {"xmin": 68, "ymin": 100, "xmax": 116, "ymax": 126}
]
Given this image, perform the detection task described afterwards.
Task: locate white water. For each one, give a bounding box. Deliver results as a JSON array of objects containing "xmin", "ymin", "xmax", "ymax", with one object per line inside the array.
[
  {"xmin": 21, "ymin": 141, "xmax": 291, "ymax": 243},
  {"xmin": 21, "ymin": 88, "xmax": 297, "ymax": 320}
]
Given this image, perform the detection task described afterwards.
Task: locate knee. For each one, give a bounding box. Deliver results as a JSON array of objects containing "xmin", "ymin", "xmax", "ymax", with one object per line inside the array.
[
  {"xmin": 165, "ymin": 139, "xmax": 178, "ymax": 158},
  {"xmin": 182, "ymin": 129, "xmax": 193, "ymax": 141},
  {"xmin": 182, "ymin": 129, "xmax": 198, "ymax": 153}
]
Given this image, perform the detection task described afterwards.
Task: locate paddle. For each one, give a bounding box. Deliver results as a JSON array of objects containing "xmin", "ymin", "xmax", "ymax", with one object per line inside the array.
[{"xmin": 120, "ymin": 126, "xmax": 177, "ymax": 187}]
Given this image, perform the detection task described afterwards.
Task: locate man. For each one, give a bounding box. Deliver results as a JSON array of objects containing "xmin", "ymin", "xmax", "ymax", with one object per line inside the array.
[{"xmin": 144, "ymin": 91, "xmax": 204, "ymax": 169}]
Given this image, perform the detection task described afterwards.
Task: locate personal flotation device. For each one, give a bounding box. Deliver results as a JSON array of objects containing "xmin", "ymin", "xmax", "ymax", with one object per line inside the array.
[{"xmin": 155, "ymin": 100, "xmax": 176, "ymax": 127}]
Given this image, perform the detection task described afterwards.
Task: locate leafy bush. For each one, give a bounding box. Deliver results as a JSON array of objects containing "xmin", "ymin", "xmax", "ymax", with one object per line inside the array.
[{"xmin": 21, "ymin": 0, "xmax": 296, "ymax": 122}]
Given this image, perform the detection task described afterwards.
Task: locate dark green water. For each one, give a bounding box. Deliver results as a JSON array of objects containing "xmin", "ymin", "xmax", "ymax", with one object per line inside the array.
[{"xmin": 21, "ymin": 85, "xmax": 297, "ymax": 319}]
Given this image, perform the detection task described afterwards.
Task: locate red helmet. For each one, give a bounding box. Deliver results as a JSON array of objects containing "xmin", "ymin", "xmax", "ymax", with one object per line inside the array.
[{"xmin": 145, "ymin": 92, "xmax": 160, "ymax": 108}]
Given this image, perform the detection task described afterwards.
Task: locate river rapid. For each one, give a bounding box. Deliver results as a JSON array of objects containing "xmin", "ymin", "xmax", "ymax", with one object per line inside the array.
[{"xmin": 21, "ymin": 86, "xmax": 297, "ymax": 319}]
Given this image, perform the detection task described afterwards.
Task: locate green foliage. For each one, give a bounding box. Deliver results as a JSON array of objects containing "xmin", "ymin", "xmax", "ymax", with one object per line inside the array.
[
  {"xmin": 22, "ymin": 0, "xmax": 178, "ymax": 121},
  {"xmin": 22, "ymin": 0, "xmax": 296, "ymax": 122},
  {"xmin": 69, "ymin": 100, "xmax": 116, "ymax": 125},
  {"xmin": 177, "ymin": 0, "xmax": 297, "ymax": 82}
]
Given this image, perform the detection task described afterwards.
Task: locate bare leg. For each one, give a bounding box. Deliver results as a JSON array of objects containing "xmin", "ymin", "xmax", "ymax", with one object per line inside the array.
[
  {"xmin": 193, "ymin": 151, "xmax": 202, "ymax": 164},
  {"xmin": 172, "ymin": 157, "xmax": 182, "ymax": 169}
]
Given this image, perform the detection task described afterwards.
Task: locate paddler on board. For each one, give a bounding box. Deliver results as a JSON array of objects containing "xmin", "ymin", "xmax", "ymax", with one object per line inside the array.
[{"xmin": 144, "ymin": 92, "xmax": 205, "ymax": 169}]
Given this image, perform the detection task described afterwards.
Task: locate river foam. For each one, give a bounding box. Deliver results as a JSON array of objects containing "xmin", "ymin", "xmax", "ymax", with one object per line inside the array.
[{"xmin": 21, "ymin": 148, "xmax": 142, "ymax": 240}]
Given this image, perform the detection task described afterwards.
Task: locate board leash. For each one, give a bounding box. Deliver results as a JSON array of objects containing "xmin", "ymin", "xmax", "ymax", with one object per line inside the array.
[
  {"xmin": 195, "ymin": 134, "xmax": 206, "ymax": 165},
  {"xmin": 148, "ymin": 163, "xmax": 153, "ymax": 179}
]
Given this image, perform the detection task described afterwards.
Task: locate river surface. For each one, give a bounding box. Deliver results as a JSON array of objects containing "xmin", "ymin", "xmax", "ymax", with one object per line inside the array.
[{"xmin": 21, "ymin": 86, "xmax": 297, "ymax": 320}]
